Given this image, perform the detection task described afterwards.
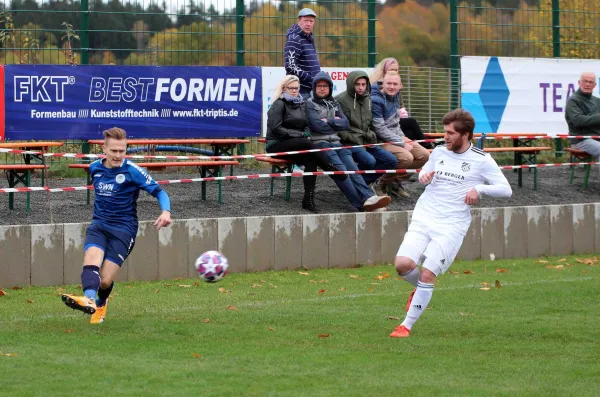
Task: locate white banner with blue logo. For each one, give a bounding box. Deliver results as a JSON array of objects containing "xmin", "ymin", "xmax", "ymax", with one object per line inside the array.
[
  {"xmin": 461, "ymin": 56, "xmax": 600, "ymax": 136},
  {"xmin": 4, "ymin": 65, "xmax": 262, "ymax": 140}
]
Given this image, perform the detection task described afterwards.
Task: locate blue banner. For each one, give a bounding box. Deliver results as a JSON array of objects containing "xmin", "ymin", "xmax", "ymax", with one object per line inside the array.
[{"xmin": 4, "ymin": 65, "xmax": 262, "ymax": 140}]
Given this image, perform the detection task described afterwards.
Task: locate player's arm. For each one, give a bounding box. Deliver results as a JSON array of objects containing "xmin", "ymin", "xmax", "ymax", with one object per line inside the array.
[
  {"xmin": 467, "ymin": 156, "xmax": 512, "ymax": 203},
  {"xmin": 418, "ymin": 148, "xmax": 436, "ymax": 184},
  {"xmin": 132, "ymin": 166, "xmax": 172, "ymax": 229}
]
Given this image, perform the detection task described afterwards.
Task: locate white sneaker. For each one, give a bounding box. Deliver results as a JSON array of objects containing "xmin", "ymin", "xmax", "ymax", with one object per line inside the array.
[{"xmin": 363, "ymin": 195, "xmax": 392, "ymax": 211}]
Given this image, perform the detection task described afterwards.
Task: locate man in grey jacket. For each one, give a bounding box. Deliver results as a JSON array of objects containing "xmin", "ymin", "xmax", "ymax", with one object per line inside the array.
[
  {"xmin": 565, "ymin": 71, "xmax": 600, "ymax": 166},
  {"xmin": 371, "ymin": 72, "xmax": 429, "ymax": 198}
]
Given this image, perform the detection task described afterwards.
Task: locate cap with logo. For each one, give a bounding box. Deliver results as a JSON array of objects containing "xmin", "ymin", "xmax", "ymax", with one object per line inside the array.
[{"xmin": 298, "ymin": 8, "xmax": 317, "ymax": 18}]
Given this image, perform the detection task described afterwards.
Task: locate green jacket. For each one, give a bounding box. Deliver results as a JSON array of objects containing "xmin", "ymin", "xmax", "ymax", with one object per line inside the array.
[
  {"xmin": 565, "ymin": 88, "xmax": 600, "ymax": 143},
  {"xmin": 334, "ymin": 70, "xmax": 377, "ymax": 145}
]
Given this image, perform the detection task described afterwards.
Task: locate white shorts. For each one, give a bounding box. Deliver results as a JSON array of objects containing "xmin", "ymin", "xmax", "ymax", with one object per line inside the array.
[{"xmin": 396, "ymin": 222, "xmax": 465, "ymax": 276}]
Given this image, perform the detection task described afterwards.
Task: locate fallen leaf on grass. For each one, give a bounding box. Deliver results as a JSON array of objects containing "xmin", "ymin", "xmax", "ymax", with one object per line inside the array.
[
  {"xmin": 374, "ymin": 275, "xmax": 385, "ymax": 281},
  {"xmin": 251, "ymin": 283, "xmax": 263, "ymax": 288},
  {"xmin": 549, "ymin": 261, "xmax": 565, "ymax": 268},
  {"xmin": 479, "ymin": 287, "xmax": 491, "ymax": 291},
  {"xmin": 566, "ymin": 263, "xmax": 573, "ymax": 267},
  {"xmin": 260, "ymin": 280, "xmax": 267, "ymax": 283},
  {"xmin": 464, "ymin": 270, "xmax": 473, "ymax": 274},
  {"xmin": 227, "ymin": 305, "xmax": 238, "ymax": 311},
  {"xmin": 339, "ymin": 287, "xmax": 346, "ymax": 291},
  {"xmin": 269, "ymin": 283, "xmax": 278, "ymax": 288},
  {"xmin": 375, "ymin": 273, "xmax": 390, "ymax": 280},
  {"xmin": 459, "ymin": 312, "xmax": 470, "ymax": 316},
  {"xmin": 164, "ymin": 284, "xmax": 171, "ymax": 287},
  {"xmin": 308, "ymin": 280, "xmax": 317, "ymax": 284},
  {"xmin": 583, "ymin": 270, "xmax": 589, "ymax": 274},
  {"xmin": 12, "ymin": 286, "xmax": 22, "ymax": 290},
  {"xmin": 268, "ymin": 327, "xmax": 274, "ymax": 331},
  {"xmin": 26, "ymin": 299, "xmax": 34, "ymax": 303},
  {"xmin": 127, "ymin": 286, "xmax": 133, "ymax": 289},
  {"xmin": 349, "ymin": 275, "xmax": 360, "ymax": 280},
  {"xmin": 484, "ymin": 268, "xmax": 487, "ymax": 273},
  {"xmin": 154, "ymin": 289, "xmax": 160, "ymax": 293},
  {"xmin": 368, "ymin": 288, "xmax": 374, "ymax": 293},
  {"xmin": 496, "ymin": 268, "xmax": 507, "ymax": 273},
  {"xmin": 448, "ymin": 270, "xmax": 459, "ymax": 275},
  {"xmin": 0, "ymin": 289, "xmax": 6, "ymax": 297},
  {"xmin": 178, "ymin": 284, "xmax": 192, "ymax": 288},
  {"xmin": 64, "ymin": 329, "xmax": 74, "ymax": 333},
  {"xmin": 318, "ymin": 289, "xmax": 326, "ymax": 294},
  {"xmin": 317, "ymin": 334, "xmax": 330, "ymax": 338},
  {"xmin": 495, "ymin": 280, "xmax": 502, "ymax": 288},
  {"xmin": 558, "ymin": 258, "xmax": 567, "ymax": 262},
  {"xmin": 319, "ymin": 279, "xmax": 329, "ymax": 283},
  {"xmin": 218, "ymin": 288, "xmax": 229, "ymax": 293},
  {"xmin": 56, "ymin": 287, "xmax": 64, "ymax": 292},
  {"xmin": 537, "ymin": 259, "xmax": 549, "ymax": 263},
  {"xmin": 1, "ymin": 353, "xmax": 18, "ymax": 357},
  {"xmin": 192, "ymin": 353, "xmax": 202, "ymax": 358},
  {"xmin": 202, "ymin": 318, "xmax": 211, "ymax": 323},
  {"xmin": 298, "ymin": 272, "xmax": 310, "ymax": 276},
  {"xmin": 193, "ymin": 282, "xmax": 200, "ymax": 287},
  {"xmin": 386, "ymin": 316, "xmax": 401, "ymax": 320},
  {"xmin": 480, "ymin": 282, "xmax": 491, "ymax": 287}
]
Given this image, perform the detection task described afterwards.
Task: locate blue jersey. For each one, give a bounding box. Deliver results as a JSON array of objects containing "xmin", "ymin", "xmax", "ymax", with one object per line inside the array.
[{"xmin": 89, "ymin": 159, "xmax": 170, "ymax": 236}]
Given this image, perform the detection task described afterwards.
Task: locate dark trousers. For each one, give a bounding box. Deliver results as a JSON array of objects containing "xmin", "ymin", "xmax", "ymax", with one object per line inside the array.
[
  {"xmin": 267, "ymin": 138, "xmax": 331, "ymax": 190},
  {"xmin": 400, "ymin": 117, "xmax": 432, "ymax": 149}
]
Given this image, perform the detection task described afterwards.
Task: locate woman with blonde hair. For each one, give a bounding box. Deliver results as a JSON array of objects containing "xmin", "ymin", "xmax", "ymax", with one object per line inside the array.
[
  {"xmin": 369, "ymin": 57, "xmax": 431, "ymax": 149},
  {"xmin": 266, "ymin": 75, "xmax": 346, "ymax": 213}
]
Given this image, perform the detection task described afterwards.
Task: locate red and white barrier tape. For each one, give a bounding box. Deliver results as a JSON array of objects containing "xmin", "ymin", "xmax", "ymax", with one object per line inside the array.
[
  {"xmin": 1, "ymin": 161, "xmax": 599, "ymax": 194},
  {"xmin": 1, "ymin": 134, "xmax": 593, "ymax": 160}
]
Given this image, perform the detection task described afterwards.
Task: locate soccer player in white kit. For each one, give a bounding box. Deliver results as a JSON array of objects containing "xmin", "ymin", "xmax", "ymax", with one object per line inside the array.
[{"xmin": 390, "ymin": 109, "xmax": 512, "ymax": 338}]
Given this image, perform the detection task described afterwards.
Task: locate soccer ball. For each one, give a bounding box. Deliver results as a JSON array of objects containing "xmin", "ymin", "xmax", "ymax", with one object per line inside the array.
[{"xmin": 195, "ymin": 250, "xmax": 229, "ymax": 283}]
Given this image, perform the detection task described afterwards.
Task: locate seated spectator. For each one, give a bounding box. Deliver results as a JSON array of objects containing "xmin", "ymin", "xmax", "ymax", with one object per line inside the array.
[
  {"xmin": 566, "ymin": 71, "xmax": 600, "ymax": 168},
  {"xmin": 371, "ymin": 72, "xmax": 430, "ymax": 198},
  {"xmin": 370, "ymin": 57, "xmax": 432, "ymax": 149},
  {"xmin": 306, "ymin": 71, "xmax": 391, "ymax": 212},
  {"xmin": 334, "ymin": 70, "xmax": 398, "ymax": 191},
  {"xmin": 266, "ymin": 75, "xmax": 347, "ymax": 213}
]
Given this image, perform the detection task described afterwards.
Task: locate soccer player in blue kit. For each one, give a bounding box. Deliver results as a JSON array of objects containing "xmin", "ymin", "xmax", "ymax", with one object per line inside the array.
[{"xmin": 61, "ymin": 127, "xmax": 171, "ymax": 324}]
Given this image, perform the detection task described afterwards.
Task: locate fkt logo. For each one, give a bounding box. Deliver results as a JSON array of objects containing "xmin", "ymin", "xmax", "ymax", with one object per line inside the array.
[{"xmin": 14, "ymin": 76, "xmax": 75, "ymax": 102}]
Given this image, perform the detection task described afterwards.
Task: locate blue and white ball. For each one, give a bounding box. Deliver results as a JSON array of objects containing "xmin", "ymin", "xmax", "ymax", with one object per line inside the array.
[{"xmin": 195, "ymin": 251, "xmax": 229, "ymax": 283}]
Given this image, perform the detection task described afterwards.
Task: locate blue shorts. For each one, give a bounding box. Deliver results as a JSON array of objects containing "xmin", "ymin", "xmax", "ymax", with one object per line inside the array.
[{"xmin": 84, "ymin": 223, "xmax": 136, "ymax": 267}]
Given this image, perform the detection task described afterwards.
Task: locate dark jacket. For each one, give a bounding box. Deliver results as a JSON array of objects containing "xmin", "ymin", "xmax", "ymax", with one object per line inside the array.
[
  {"xmin": 565, "ymin": 88, "xmax": 600, "ymax": 143},
  {"xmin": 334, "ymin": 71, "xmax": 377, "ymax": 146},
  {"xmin": 370, "ymin": 82, "xmax": 405, "ymax": 147},
  {"xmin": 306, "ymin": 71, "xmax": 349, "ymax": 144},
  {"xmin": 266, "ymin": 97, "xmax": 308, "ymax": 143},
  {"xmin": 284, "ymin": 24, "xmax": 320, "ymax": 96}
]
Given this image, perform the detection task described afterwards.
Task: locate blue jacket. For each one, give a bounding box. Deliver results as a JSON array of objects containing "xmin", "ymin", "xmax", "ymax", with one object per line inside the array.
[
  {"xmin": 89, "ymin": 159, "xmax": 170, "ymax": 236},
  {"xmin": 284, "ymin": 24, "xmax": 321, "ymax": 95},
  {"xmin": 370, "ymin": 82, "xmax": 405, "ymax": 147},
  {"xmin": 305, "ymin": 71, "xmax": 349, "ymax": 144}
]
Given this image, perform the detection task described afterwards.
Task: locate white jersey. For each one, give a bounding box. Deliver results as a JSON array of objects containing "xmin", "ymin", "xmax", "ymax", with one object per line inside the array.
[{"xmin": 412, "ymin": 144, "xmax": 512, "ymax": 235}]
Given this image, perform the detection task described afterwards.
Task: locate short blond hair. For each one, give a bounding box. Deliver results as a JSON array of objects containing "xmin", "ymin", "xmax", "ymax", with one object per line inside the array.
[{"xmin": 103, "ymin": 127, "xmax": 127, "ymax": 141}]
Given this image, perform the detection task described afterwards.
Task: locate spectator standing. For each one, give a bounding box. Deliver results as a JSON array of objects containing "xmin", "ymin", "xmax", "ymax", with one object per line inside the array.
[{"xmin": 284, "ymin": 8, "xmax": 321, "ymax": 98}]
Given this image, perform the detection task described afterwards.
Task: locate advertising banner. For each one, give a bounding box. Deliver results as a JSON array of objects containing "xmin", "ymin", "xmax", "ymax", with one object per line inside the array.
[
  {"xmin": 3, "ymin": 65, "xmax": 262, "ymax": 140},
  {"xmin": 461, "ymin": 56, "xmax": 600, "ymax": 135},
  {"xmin": 261, "ymin": 67, "xmax": 372, "ymax": 136}
]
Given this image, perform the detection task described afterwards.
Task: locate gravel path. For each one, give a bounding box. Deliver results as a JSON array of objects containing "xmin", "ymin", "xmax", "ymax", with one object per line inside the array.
[{"xmin": 1, "ymin": 164, "xmax": 599, "ymax": 226}]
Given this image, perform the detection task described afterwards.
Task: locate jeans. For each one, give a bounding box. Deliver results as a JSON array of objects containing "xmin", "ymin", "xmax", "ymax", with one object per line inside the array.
[
  {"xmin": 350, "ymin": 146, "xmax": 398, "ymax": 185},
  {"xmin": 314, "ymin": 142, "xmax": 374, "ymax": 209}
]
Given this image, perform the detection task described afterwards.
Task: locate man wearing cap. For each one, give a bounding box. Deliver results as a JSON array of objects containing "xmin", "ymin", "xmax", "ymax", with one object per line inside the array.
[{"xmin": 284, "ymin": 8, "xmax": 321, "ymax": 98}]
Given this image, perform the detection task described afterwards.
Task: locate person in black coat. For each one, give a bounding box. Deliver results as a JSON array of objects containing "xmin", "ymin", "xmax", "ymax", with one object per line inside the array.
[{"xmin": 266, "ymin": 75, "xmax": 345, "ymax": 212}]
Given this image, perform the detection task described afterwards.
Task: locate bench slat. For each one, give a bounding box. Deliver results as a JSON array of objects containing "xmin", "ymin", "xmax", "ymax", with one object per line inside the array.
[
  {"xmin": 256, "ymin": 156, "xmax": 291, "ymax": 164},
  {"xmin": 0, "ymin": 165, "xmax": 49, "ymax": 170},
  {"xmin": 483, "ymin": 147, "xmax": 552, "ymax": 153},
  {"xmin": 68, "ymin": 161, "xmax": 239, "ymax": 169}
]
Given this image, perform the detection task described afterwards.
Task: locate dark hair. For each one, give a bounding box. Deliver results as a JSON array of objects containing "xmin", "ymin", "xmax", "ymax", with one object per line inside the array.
[{"xmin": 442, "ymin": 109, "xmax": 475, "ymax": 140}]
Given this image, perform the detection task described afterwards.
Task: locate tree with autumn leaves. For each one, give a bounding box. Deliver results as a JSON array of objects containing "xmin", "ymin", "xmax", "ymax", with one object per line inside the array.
[{"xmin": 0, "ymin": 0, "xmax": 598, "ymax": 67}]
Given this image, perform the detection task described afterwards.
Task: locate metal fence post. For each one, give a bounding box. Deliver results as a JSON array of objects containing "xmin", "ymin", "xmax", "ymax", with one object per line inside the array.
[
  {"xmin": 368, "ymin": 0, "xmax": 376, "ymax": 67},
  {"xmin": 449, "ymin": 0, "xmax": 459, "ymax": 110},
  {"xmin": 79, "ymin": 0, "xmax": 89, "ymax": 64},
  {"xmin": 552, "ymin": 0, "xmax": 563, "ymax": 156},
  {"xmin": 236, "ymin": 0, "xmax": 245, "ymax": 66}
]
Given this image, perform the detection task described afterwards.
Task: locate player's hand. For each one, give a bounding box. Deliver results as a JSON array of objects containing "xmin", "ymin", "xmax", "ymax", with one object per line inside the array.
[
  {"xmin": 154, "ymin": 210, "xmax": 172, "ymax": 230},
  {"xmin": 464, "ymin": 188, "xmax": 480, "ymax": 205},
  {"xmin": 419, "ymin": 171, "xmax": 435, "ymax": 185},
  {"xmin": 404, "ymin": 143, "xmax": 413, "ymax": 152}
]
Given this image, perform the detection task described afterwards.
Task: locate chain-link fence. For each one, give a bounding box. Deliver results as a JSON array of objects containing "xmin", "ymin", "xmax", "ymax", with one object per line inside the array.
[{"xmin": 0, "ymin": 0, "xmax": 377, "ymax": 67}]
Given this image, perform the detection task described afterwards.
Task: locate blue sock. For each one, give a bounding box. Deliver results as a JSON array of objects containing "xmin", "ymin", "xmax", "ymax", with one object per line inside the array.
[{"xmin": 81, "ymin": 265, "xmax": 100, "ymax": 301}]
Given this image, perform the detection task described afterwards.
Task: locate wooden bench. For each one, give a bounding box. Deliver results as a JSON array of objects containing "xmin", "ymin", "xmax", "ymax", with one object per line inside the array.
[
  {"xmin": 565, "ymin": 148, "xmax": 592, "ymax": 189},
  {"xmin": 69, "ymin": 161, "xmax": 239, "ymax": 204},
  {"xmin": 256, "ymin": 156, "xmax": 294, "ymax": 201},
  {"xmin": 0, "ymin": 164, "xmax": 49, "ymax": 212},
  {"xmin": 483, "ymin": 146, "xmax": 552, "ymax": 190}
]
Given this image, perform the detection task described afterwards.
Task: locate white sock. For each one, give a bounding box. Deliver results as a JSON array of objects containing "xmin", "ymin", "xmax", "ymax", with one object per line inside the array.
[
  {"xmin": 401, "ymin": 281, "xmax": 434, "ymax": 330},
  {"xmin": 400, "ymin": 267, "xmax": 420, "ymax": 287}
]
